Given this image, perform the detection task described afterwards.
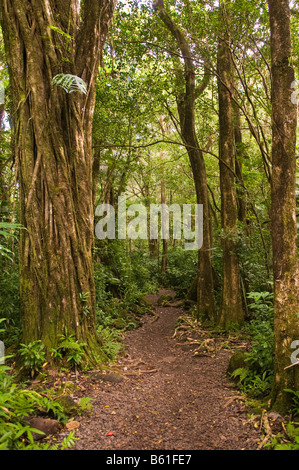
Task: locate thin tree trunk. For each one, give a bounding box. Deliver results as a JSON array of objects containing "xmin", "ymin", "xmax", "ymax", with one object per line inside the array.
[
  {"xmin": 154, "ymin": 0, "xmax": 216, "ymax": 322},
  {"xmin": 161, "ymin": 169, "xmax": 167, "ymax": 277},
  {"xmin": 0, "ymin": 0, "xmax": 116, "ymax": 362},
  {"xmin": 233, "ymin": 104, "xmax": 250, "ymax": 318},
  {"xmin": 268, "ymin": 0, "xmax": 299, "ymax": 412},
  {"xmin": 233, "ymin": 104, "xmax": 247, "ymax": 227},
  {"xmin": 217, "ymin": 0, "xmax": 244, "ymax": 329}
]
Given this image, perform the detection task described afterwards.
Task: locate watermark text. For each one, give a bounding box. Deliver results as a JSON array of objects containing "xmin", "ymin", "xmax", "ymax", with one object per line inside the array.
[{"xmin": 95, "ymin": 196, "xmax": 203, "ymax": 251}]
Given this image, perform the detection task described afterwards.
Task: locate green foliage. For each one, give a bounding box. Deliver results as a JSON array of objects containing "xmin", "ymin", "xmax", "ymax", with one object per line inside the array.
[
  {"xmin": 230, "ymin": 367, "xmax": 273, "ymax": 397},
  {"xmin": 284, "ymin": 389, "xmax": 299, "ymax": 416},
  {"xmin": 164, "ymin": 246, "xmax": 197, "ymax": 294},
  {"xmin": 79, "ymin": 292, "xmax": 91, "ymax": 317},
  {"xmin": 0, "ymin": 222, "xmax": 22, "ymax": 347},
  {"xmin": 237, "ymin": 229, "xmax": 272, "ymax": 294},
  {"xmin": 247, "ymin": 291, "xmax": 274, "ymax": 321},
  {"xmin": 245, "ymin": 291, "xmax": 274, "ymax": 374},
  {"xmin": 94, "ymin": 241, "xmax": 157, "ymax": 313},
  {"xmin": 92, "ymin": 240, "xmax": 159, "ymax": 361},
  {"xmin": 0, "ymin": 267, "xmax": 21, "ymax": 347},
  {"xmin": 0, "ymin": 222, "xmax": 24, "ymax": 261},
  {"xmin": 265, "ymin": 421, "xmax": 299, "ymax": 451},
  {"xmin": 230, "ymin": 367, "xmax": 250, "ymax": 384},
  {"xmin": 245, "ymin": 320, "xmax": 274, "ymax": 374},
  {"xmin": 0, "ymin": 365, "xmax": 73, "ymax": 450},
  {"xmin": 78, "ymin": 397, "xmax": 93, "ymax": 414},
  {"xmin": 230, "ymin": 291, "xmax": 274, "ymax": 397},
  {"xmin": 129, "ymin": 249, "xmax": 160, "ymax": 293},
  {"xmin": 97, "ymin": 324, "xmax": 124, "ymax": 360},
  {"xmin": 0, "ymin": 317, "xmax": 5, "ymax": 334},
  {"xmin": 19, "ymin": 340, "xmax": 46, "ymax": 378},
  {"xmin": 52, "ymin": 74, "xmax": 87, "ymax": 95},
  {"xmin": 52, "ymin": 329, "xmax": 86, "ymax": 369}
]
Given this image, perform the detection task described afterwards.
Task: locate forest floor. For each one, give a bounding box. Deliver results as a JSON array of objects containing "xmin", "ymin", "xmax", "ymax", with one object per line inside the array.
[{"xmin": 60, "ymin": 289, "xmax": 263, "ymax": 450}]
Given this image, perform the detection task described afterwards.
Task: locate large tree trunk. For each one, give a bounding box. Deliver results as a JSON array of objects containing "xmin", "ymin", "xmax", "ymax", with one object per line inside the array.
[
  {"xmin": 217, "ymin": 1, "xmax": 244, "ymax": 329},
  {"xmin": 268, "ymin": 0, "xmax": 299, "ymax": 412},
  {"xmin": 0, "ymin": 0, "xmax": 115, "ymax": 362},
  {"xmin": 154, "ymin": 0, "xmax": 216, "ymax": 322}
]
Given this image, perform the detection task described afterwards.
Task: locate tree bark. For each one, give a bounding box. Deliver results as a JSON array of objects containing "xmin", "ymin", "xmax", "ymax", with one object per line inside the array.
[
  {"xmin": 161, "ymin": 170, "xmax": 167, "ymax": 277},
  {"xmin": 217, "ymin": 0, "xmax": 244, "ymax": 329},
  {"xmin": 233, "ymin": 104, "xmax": 247, "ymax": 227},
  {"xmin": 154, "ymin": 0, "xmax": 216, "ymax": 322},
  {"xmin": 268, "ymin": 0, "xmax": 299, "ymax": 412},
  {"xmin": 0, "ymin": 0, "xmax": 116, "ymax": 362}
]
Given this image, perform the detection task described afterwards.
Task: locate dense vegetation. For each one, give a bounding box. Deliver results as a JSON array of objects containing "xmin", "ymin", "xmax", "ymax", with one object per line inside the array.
[{"xmin": 0, "ymin": 0, "xmax": 298, "ymax": 451}]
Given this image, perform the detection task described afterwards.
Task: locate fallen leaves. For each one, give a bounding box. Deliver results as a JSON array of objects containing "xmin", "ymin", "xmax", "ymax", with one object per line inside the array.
[
  {"xmin": 224, "ymin": 395, "xmax": 245, "ymax": 408},
  {"xmin": 66, "ymin": 420, "xmax": 80, "ymax": 431}
]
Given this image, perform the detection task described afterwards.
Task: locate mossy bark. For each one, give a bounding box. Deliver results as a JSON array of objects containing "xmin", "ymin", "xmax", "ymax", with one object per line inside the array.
[
  {"xmin": 161, "ymin": 169, "xmax": 168, "ymax": 277},
  {"xmin": 0, "ymin": 0, "xmax": 116, "ymax": 364},
  {"xmin": 154, "ymin": 0, "xmax": 216, "ymax": 322},
  {"xmin": 268, "ymin": 0, "xmax": 299, "ymax": 413},
  {"xmin": 217, "ymin": 1, "xmax": 244, "ymax": 329}
]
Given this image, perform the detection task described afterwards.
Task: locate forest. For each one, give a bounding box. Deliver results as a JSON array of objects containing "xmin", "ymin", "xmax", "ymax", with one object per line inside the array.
[{"xmin": 0, "ymin": 0, "xmax": 299, "ymax": 453}]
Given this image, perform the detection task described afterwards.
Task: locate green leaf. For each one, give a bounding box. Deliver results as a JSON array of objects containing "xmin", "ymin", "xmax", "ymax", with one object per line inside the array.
[{"xmin": 52, "ymin": 74, "xmax": 87, "ymax": 95}]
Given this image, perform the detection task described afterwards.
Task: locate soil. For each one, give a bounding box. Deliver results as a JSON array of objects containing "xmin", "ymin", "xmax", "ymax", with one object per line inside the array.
[{"xmin": 59, "ymin": 290, "xmax": 262, "ymax": 451}]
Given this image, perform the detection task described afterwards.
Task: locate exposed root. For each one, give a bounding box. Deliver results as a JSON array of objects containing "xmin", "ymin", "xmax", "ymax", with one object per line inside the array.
[
  {"xmin": 150, "ymin": 313, "xmax": 160, "ymax": 324},
  {"xmin": 172, "ymin": 315, "xmax": 203, "ymax": 340},
  {"xmin": 192, "ymin": 338, "xmax": 217, "ymax": 356},
  {"xmin": 256, "ymin": 411, "xmax": 273, "ymax": 449}
]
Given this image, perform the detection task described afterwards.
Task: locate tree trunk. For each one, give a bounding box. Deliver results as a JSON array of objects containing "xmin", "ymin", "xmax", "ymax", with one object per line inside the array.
[
  {"xmin": 233, "ymin": 103, "xmax": 250, "ymax": 318},
  {"xmin": 233, "ymin": 104, "xmax": 247, "ymax": 228},
  {"xmin": 154, "ymin": 0, "xmax": 216, "ymax": 322},
  {"xmin": 0, "ymin": 0, "xmax": 115, "ymax": 362},
  {"xmin": 217, "ymin": 0, "xmax": 244, "ymax": 329},
  {"xmin": 268, "ymin": 0, "xmax": 299, "ymax": 413},
  {"xmin": 185, "ymin": 123, "xmax": 216, "ymax": 322},
  {"xmin": 161, "ymin": 171, "xmax": 167, "ymax": 277}
]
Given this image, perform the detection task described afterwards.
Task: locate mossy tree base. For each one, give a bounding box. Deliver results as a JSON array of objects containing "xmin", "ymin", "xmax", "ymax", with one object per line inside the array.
[{"xmin": 0, "ymin": 0, "xmax": 116, "ymax": 360}]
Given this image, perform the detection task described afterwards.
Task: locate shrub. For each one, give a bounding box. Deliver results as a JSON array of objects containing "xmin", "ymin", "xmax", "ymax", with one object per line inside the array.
[
  {"xmin": 265, "ymin": 421, "xmax": 299, "ymax": 450},
  {"xmin": 51, "ymin": 329, "xmax": 87, "ymax": 370},
  {"xmin": 19, "ymin": 340, "xmax": 46, "ymax": 378},
  {"xmin": 229, "ymin": 291, "xmax": 275, "ymax": 398},
  {"xmin": 164, "ymin": 246, "xmax": 197, "ymax": 293},
  {"xmin": 0, "ymin": 365, "xmax": 74, "ymax": 450}
]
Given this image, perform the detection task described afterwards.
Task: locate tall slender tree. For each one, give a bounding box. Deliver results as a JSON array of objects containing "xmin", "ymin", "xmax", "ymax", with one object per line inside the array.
[
  {"xmin": 153, "ymin": 0, "xmax": 216, "ymax": 322},
  {"xmin": 268, "ymin": 0, "xmax": 299, "ymax": 412},
  {"xmin": 217, "ymin": 0, "xmax": 244, "ymax": 328},
  {"xmin": 0, "ymin": 0, "xmax": 116, "ymax": 362}
]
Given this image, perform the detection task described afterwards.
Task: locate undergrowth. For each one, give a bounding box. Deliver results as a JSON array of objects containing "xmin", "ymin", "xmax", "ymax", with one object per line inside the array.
[
  {"xmin": 230, "ymin": 290, "xmax": 274, "ymax": 399},
  {"xmin": 0, "ymin": 365, "xmax": 76, "ymax": 450}
]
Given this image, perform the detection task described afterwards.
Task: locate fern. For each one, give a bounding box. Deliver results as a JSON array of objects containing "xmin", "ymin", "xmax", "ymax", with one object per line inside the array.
[
  {"xmin": 230, "ymin": 367, "xmax": 250, "ymax": 383},
  {"xmin": 52, "ymin": 74, "xmax": 87, "ymax": 95}
]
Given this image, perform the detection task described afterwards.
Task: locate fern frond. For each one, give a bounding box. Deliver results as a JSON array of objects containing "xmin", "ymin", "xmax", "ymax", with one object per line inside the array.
[
  {"xmin": 231, "ymin": 367, "xmax": 250, "ymax": 383},
  {"xmin": 52, "ymin": 74, "xmax": 87, "ymax": 95}
]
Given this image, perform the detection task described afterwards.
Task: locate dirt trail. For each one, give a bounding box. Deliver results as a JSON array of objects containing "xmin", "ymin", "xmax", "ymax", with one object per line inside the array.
[{"xmin": 70, "ymin": 290, "xmax": 261, "ymax": 450}]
